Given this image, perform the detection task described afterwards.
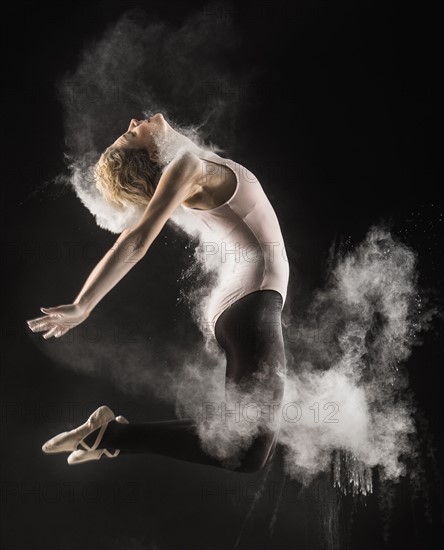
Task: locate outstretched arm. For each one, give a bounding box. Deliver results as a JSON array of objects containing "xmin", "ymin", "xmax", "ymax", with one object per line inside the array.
[{"xmin": 27, "ymin": 152, "xmax": 201, "ymax": 339}]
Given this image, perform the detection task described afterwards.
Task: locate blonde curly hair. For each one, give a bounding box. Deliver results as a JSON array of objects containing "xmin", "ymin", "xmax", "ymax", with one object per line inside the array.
[{"xmin": 93, "ymin": 146, "xmax": 163, "ymax": 209}]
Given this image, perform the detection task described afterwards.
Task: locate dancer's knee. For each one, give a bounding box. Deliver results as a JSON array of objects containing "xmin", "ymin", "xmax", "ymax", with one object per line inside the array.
[
  {"xmin": 234, "ymin": 454, "xmax": 271, "ymax": 473},
  {"xmin": 232, "ymin": 443, "xmax": 275, "ymax": 474},
  {"xmin": 234, "ymin": 461, "xmax": 265, "ymax": 474}
]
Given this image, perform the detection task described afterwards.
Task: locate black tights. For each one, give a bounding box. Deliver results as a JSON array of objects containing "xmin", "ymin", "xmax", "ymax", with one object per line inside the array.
[{"xmin": 87, "ymin": 290, "xmax": 286, "ymax": 473}]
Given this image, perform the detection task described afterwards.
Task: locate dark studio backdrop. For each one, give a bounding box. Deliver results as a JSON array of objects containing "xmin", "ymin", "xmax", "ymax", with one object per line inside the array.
[{"xmin": 1, "ymin": 1, "xmax": 443, "ymax": 549}]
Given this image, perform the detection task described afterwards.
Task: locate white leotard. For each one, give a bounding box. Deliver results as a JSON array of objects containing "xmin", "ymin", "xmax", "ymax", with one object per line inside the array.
[{"xmin": 178, "ymin": 150, "xmax": 290, "ymax": 336}]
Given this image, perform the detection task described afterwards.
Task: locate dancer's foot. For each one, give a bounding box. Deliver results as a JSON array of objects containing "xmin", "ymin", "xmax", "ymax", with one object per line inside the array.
[
  {"xmin": 41, "ymin": 405, "xmax": 116, "ymax": 454},
  {"xmin": 82, "ymin": 419, "xmax": 119, "ymax": 450},
  {"xmin": 67, "ymin": 415, "xmax": 129, "ymax": 465}
]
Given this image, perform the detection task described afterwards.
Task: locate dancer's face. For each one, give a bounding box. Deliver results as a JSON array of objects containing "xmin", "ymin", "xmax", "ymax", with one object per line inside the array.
[{"xmin": 113, "ymin": 113, "xmax": 168, "ymax": 160}]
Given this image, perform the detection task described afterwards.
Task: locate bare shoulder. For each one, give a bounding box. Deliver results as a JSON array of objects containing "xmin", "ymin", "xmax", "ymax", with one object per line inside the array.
[
  {"xmin": 165, "ymin": 150, "xmax": 203, "ymax": 179},
  {"xmin": 151, "ymin": 150, "xmax": 203, "ymax": 207}
]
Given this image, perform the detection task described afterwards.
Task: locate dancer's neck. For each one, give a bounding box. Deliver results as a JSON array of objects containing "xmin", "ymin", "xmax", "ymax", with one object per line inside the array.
[{"xmin": 156, "ymin": 128, "xmax": 212, "ymax": 166}]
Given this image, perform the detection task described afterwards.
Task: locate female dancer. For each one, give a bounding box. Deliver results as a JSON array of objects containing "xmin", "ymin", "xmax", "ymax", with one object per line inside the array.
[{"xmin": 27, "ymin": 114, "xmax": 290, "ymax": 473}]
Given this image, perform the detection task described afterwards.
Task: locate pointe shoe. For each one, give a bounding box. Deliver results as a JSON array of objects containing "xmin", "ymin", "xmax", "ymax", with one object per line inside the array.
[
  {"xmin": 41, "ymin": 405, "xmax": 116, "ymax": 454},
  {"xmin": 67, "ymin": 415, "xmax": 129, "ymax": 465}
]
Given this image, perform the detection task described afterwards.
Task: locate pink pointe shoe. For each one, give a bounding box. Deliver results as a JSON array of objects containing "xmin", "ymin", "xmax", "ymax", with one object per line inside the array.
[
  {"xmin": 42, "ymin": 405, "xmax": 116, "ymax": 454},
  {"xmin": 67, "ymin": 415, "xmax": 129, "ymax": 465}
]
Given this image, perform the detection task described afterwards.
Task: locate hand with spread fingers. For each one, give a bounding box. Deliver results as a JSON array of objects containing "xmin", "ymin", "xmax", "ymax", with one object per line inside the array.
[{"xmin": 26, "ymin": 303, "xmax": 90, "ymax": 339}]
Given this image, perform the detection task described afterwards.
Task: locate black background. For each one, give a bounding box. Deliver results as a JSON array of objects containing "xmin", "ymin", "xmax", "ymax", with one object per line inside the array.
[{"xmin": 1, "ymin": 1, "xmax": 443, "ymax": 549}]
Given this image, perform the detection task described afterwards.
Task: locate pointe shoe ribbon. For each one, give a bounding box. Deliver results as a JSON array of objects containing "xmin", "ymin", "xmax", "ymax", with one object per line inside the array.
[
  {"xmin": 67, "ymin": 415, "xmax": 129, "ymax": 465},
  {"xmin": 41, "ymin": 405, "xmax": 116, "ymax": 454}
]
